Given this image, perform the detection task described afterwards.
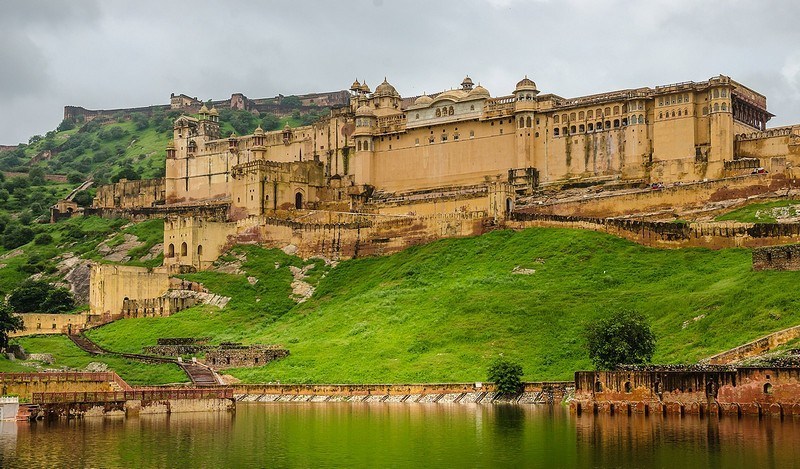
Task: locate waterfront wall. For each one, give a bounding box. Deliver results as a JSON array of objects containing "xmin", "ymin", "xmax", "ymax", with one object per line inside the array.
[
  {"xmin": 0, "ymin": 372, "xmax": 130, "ymax": 399},
  {"xmin": 572, "ymin": 368, "xmax": 800, "ymax": 417}
]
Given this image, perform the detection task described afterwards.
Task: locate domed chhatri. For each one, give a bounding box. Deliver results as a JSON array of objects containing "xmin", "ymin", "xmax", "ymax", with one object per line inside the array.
[
  {"xmin": 360, "ymin": 81, "xmax": 371, "ymax": 93},
  {"xmin": 208, "ymin": 107, "xmax": 219, "ymax": 116},
  {"xmin": 374, "ymin": 77, "xmax": 400, "ymax": 97},
  {"xmin": 515, "ymin": 75, "xmax": 538, "ymax": 92},
  {"xmin": 468, "ymin": 84, "xmax": 490, "ymax": 98},
  {"xmin": 253, "ymin": 125, "xmax": 264, "ymax": 135},
  {"xmin": 461, "ymin": 75, "xmax": 474, "ymax": 91},
  {"xmin": 351, "ymin": 78, "xmax": 362, "ymax": 91}
]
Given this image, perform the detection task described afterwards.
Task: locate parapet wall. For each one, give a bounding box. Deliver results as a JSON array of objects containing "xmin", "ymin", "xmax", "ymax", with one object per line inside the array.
[
  {"xmin": 0, "ymin": 372, "xmax": 128, "ymax": 399},
  {"xmin": 89, "ymin": 264, "xmax": 171, "ymax": 315},
  {"xmin": 11, "ymin": 313, "xmax": 91, "ymax": 337}
]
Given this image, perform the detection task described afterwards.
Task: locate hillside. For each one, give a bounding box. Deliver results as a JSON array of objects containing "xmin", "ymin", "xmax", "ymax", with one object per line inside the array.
[{"xmin": 71, "ymin": 227, "xmax": 800, "ymax": 384}]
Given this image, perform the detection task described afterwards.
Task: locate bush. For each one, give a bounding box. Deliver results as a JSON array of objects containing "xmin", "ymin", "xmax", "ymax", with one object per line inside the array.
[
  {"xmin": 34, "ymin": 233, "xmax": 53, "ymax": 245},
  {"xmin": 487, "ymin": 358, "xmax": 523, "ymax": 394},
  {"xmin": 67, "ymin": 172, "xmax": 84, "ymax": 185},
  {"xmin": 2, "ymin": 224, "xmax": 34, "ymax": 249},
  {"xmin": 584, "ymin": 310, "xmax": 656, "ymax": 370},
  {"xmin": 111, "ymin": 167, "xmax": 139, "ymax": 183}
]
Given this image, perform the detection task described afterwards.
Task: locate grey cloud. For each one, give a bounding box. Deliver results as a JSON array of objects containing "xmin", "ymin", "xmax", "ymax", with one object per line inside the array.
[{"xmin": 1, "ymin": 0, "xmax": 799, "ymax": 143}]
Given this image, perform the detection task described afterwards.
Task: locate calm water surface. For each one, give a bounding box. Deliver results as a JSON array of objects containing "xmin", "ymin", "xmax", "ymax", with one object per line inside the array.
[{"xmin": 1, "ymin": 403, "xmax": 799, "ymax": 468}]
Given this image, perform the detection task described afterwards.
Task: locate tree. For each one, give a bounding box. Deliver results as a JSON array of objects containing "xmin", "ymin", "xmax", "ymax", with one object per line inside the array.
[
  {"xmin": 28, "ymin": 167, "xmax": 46, "ymax": 186},
  {"xmin": 487, "ymin": 357, "xmax": 523, "ymax": 394},
  {"xmin": 111, "ymin": 167, "xmax": 140, "ymax": 183},
  {"xmin": 0, "ymin": 301, "xmax": 23, "ymax": 351},
  {"xmin": 584, "ymin": 310, "xmax": 656, "ymax": 370},
  {"xmin": 281, "ymin": 95, "xmax": 302, "ymax": 109},
  {"xmin": 2, "ymin": 224, "xmax": 34, "ymax": 249},
  {"xmin": 261, "ymin": 113, "xmax": 280, "ymax": 131},
  {"xmin": 72, "ymin": 190, "xmax": 93, "ymax": 207},
  {"xmin": 7, "ymin": 280, "xmax": 74, "ymax": 314}
]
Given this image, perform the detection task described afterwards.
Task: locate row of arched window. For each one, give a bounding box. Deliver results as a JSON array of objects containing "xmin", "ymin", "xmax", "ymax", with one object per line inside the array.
[
  {"xmin": 166, "ymin": 242, "xmax": 202, "ymax": 258},
  {"xmin": 518, "ymin": 116, "xmax": 533, "ymax": 128},
  {"xmin": 553, "ymin": 106, "xmax": 624, "ymax": 124},
  {"xmin": 659, "ymin": 94, "xmax": 691, "ymax": 106},
  {"xmin": 552, "ymin": 115, "xmax": 644, "ymax": 137},
  {"xmin": 435, "ymin": 106, "xmax": 455, "ymax": 117}
]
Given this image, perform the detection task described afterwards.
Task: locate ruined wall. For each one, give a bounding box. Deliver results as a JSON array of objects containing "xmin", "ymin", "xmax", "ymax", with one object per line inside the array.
[
  {"xmin": 11, "ymin": 313, "xmax": 91, "ymax": 337},
  {"xmin": 0, "ymin": 373, "xmax": 123, "ymax": 400},
  {"xmin": 205, "ymin": 346, "xmax": 289, "ymax": 369},
  {"xmin": 705, "ymin": 324, "xmax": 800, "ymax": 364},
  {"xmin": 752, "ymin": 244, "xmax": 800, "ymax": 270},
  {"xmin": 164, "ymin": 216, "xmax": 237, "ymax": 269},
  {"xmin": 89, "ymin": 264, "xmax": 171, "ymax": 315},
  {"xmin": 120, "ymin": 296, "xmax": 198, "ymax": 318},
  {"xmin": 573, "ymin": 368, "xmax": 800, "ymax": 417},
  {"xmin": 93, "ymin": 178, "xmax": 166, "ymax": 209}
]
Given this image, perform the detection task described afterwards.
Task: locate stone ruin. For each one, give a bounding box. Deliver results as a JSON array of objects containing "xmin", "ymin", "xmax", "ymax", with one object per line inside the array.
[
  {"xmin": 142, "ymin": 338, "xmax": 288, "ymax": 369},
  {"xmin": 752, "ymin": 244, "xmax": 800, "ymax": 271}
]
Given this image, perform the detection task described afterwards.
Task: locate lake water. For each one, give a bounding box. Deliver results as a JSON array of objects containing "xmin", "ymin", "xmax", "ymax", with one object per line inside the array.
[{"xmin": 2, "ymin": 403, "xmax": 800, "ymax": 468}]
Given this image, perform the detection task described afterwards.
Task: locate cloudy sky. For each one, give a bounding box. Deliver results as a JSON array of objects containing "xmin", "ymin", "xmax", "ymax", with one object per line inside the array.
[{"xmin": 1, "ymin": 0, "xmax": 799, "ymax": 144}]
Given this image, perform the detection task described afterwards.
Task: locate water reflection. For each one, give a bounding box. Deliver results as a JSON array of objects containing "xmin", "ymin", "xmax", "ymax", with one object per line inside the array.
[{"xmin": 1, "ymin": 404, "xmax": 799, "ymax": 468}]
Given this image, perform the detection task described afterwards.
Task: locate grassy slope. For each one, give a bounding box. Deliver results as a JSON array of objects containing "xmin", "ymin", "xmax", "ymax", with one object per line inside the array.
[
  {"xmin": 87, "ymin": 228, "xmax": 800, "ymax": 384},
  {"xmin": 9, "ymin": 336, "xmax": 186, "ymax": 385},
  {"xmin": 715, "ymin": 199, "xmax": 800, "ymax": 223}
]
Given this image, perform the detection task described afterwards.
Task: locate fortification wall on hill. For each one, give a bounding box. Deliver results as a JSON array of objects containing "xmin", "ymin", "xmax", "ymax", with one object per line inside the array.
[
  {"xmin": 509, "ymin": 212, "xmax": 800, "ymax": 249},
  {"xmin": 93, "ymin": 178, "xmax": 165, "ymax": 209},
  {"xmin": 528, "ymin": 174, "xmax": 796, "ymax": 218}
]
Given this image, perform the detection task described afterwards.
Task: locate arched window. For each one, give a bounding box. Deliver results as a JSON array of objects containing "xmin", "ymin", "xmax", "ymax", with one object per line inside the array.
[
  {"xmin": 470, "ymin": 105, "xmax": 475, "ymax": 110},
  {"xmin": 435, "ymin": 108, "xmax": 441, "ymax": 117},
  {"xmin": 721, "ymin": 90, "xmax": 727, "ymax": 98},
  {"xmin": 168, "ymin": 244, "xmax": 175, "ymax": 258},
  {"xmin": 578, "ymin": 111, "xmax": 585, "ymax": 120},
  {"xmin": 570, "ymin": 125, "xmax": 576, "ymax": 133},
  {"xmin": 295, "ymin": 192, "xmax": 303, "ymax": 209},
  {"xmin": 180, "ymin": 242, "xmax": 187, "ymax": 257},
  {"xmin": 449, "ymin": 106, "xmax": 454, "ymax": 116},
  {"xmin": 553, "ymin": 115, "xmax": 560, "ymax": 124},
  {"xmin": 587, "ymin": 110, "xmax": 593, "ymax": 119},
  {"xmin": 638, "ymin": 115, "xmax": 644, "ymax": 124},
  {"xmin": 562, "ymin": 127, "xmax": 568, "ymax": 135},
  {"xmin": 415, "ymin": 113, "xmax": 419, "ymax": 119},
  {"xmin": 722, "ymin": 103, "xmax": 727, "ymax": 111},
  {"xmin": 570, "ymin": 112, "xmax": 576, "ymax": 121},
  {"xmin": 622, "ymin": 118, "xmax": 628, "ymax": 126},
  {"xmin": 714, "ymin": 103, "xmax": 719, "ymax": 112},
  {"xmin": 197, "ymin": 245, "xmax": 203, "ymax": 256},
  {"xmin": 604, "ymin": 107, "xmax": 611, "ymax": 116},
  {"xmin": 505, "ymin": 198, "xmax": 513, "ymax": 214},
  {"xmin": 605, "ymin": 120, "xmax": 611, "ymax": 129},
  {"xmin": 553, "ymin": 128, "xmax": 560, "ymax": 136},
  {"xmin": 519, "ymin": 117, "xmax": 525, "ymax": 128},
  {"xmin": 713, "ymin": 89, "xmax": 720, "ymax": 99},
  {"xmin": 595, "ymin": 381, "xmax": 603, "ymax": 392},
  {"xmin": 469, "ymin": 130, "xmax": 474, "ymax": 138},
  {"xmin": 613, "ymin": 106, "xmax": 620, "ymax": 115},
  {"xmin": 357, "ymin": 141, "xmax": 362, "ymax": 151},
  {"xmin": 613, "ymin": 119, "xmax": 620, "ymax": 128},
  {"xmin": 579, "ymin": 124, "xmax": 585, "ymax": 132},
  {"xmin": 624, "ymin": 381, "xmax": 632, "ymax": 393},
  {"xmin": 659, "ymin": 112, "xmax": 663, "ymax": 119},
  {"xmin": 588, "ymin": 123, "xmax": 594, "ymax": 131},
  {"xmin": 671, "ymin": 111, "xmax": 675, "ymax": 118},
  {"xmin": 764, "ymin": 383, "xmax": 773, "ymax": 394},
  {"xmin": 596, "ymin": 121, "xmax": 602, "ymax": 130},
  {"xmin": 677, "ymin": 110, "xmax": 682, "ymax": 116},
  {"xmin": 703, "ymin": 106, "xmax": 709, "ymax": 115},
  {"xmin": 526, "ymin": 116, "xmax": 532, "ymax": 127}
]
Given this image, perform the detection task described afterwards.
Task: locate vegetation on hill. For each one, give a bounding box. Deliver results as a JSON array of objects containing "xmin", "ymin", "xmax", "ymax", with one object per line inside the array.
[
  {"xmin": 715, "ymin": 199, "xmax": 800, "ymax": 223},
  {"xmin": 77, "ymin": 228, "xmax": 800, "ymax": 384}
]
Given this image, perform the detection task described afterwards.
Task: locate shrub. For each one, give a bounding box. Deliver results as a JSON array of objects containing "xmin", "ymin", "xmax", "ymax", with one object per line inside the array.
[
  {"xmin": 584, "ymin": 310, "xmax": 656, "ymax": 370},
  {"xmin": 0, "ymin": 301, "xmax": 23, "ymax": 350},
  {"xmin": 2, "ymin": 224, "xmax": 34, "ymax": 249},
  {"xmin": 8, "ymin": 280, "xmax": 74, "ymax": 314},
  {"xmin": 487, "ymin": 358, "xmax": 523, "ymax": 394},
  {"xmin": 34, "ymin": 233, "xmax": 53, "ymax": 245}
]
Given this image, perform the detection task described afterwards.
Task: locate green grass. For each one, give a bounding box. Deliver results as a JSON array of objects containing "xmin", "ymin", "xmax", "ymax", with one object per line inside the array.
[
  {"xmin": 4, "ymin": 335, "xmax": 187, "ymax": 385},
  {"xmin": 715, "ymin": 199, "xmax": 800, "ymax": 223},
  {"xmin": 85, "ymin": 228, "xmax": 800, "ymax": 384}
]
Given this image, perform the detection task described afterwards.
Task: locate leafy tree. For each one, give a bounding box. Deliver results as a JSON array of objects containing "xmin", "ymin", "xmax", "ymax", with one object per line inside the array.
[
  {"xmin": 281, "ymin": 95, "xmax": 302, "ymax": 108},
  {"xmin": 261, "ymin": 113, "xmax": 280, "ymax": 131},
  {"xmin": 487, "ymin": 358, "xmax": 523, "ymax": 394},
  {"xmin": 57, "ymin": 118, "xmax": 76, "ymax": 132},
  {"xmin": 28, "ymin": 167, "xmax": 46, "ymax": 186},
  {"xmin": 132, "ymin": 113, "xmax": 149, "ymax": 130},
  {"xmin": 111, "ymin": 167, "xmax": 140, "ymax": 183},
  {"xmin": 584, "ymin": 310, "xmax": 656, "ymax": 370},
  {"xmin": 0, "ymin": 301, "xmax": 23, "ymax": 351},
  {"xmin": 67, "ymin": 172, "xmax": 84, "ymax": 185},
  {"xmin": 0, "ymin": 189, "xmax": 8, "ymax": 203},
  {"xmin": 73, "ymin": 190, "xmax": 93, "ymax": 207},
  {"xmin": 7, "ymin": 280, "xmax": 74, "ymax": 314},
  {"xmin": 2, "ymin": 224, "xmax": 34, "ymax": 249}
]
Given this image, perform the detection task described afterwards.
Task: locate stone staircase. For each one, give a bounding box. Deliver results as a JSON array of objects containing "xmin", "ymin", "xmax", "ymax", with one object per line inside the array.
[
  {"xmin": 68, "ymin": 334, "xmax": 108, "ymax": 355},
  {"xmin": 180, "ymin": 362, "xmax": 220, "ymax": 386}
]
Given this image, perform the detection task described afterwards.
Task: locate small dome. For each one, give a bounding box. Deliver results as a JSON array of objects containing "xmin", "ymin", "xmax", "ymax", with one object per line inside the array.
[
  {"xmin": 436, "ymin": 89, "xmax": 468, "ymax": 101},
  {"xmin": 229, "ymin": 132, "xmax": 236, "ymax": 138},
  {"xmin": 209, "ymin": 107, "xmax": 219, "ymax": 116},
  {"xmin": 167, "ymin": 141, "xmax": 175, "ymax": 149},
  {"xmin": 469, "ymin": 85, "xmax": 490, "ymax": 98},
  {"xmin": 515, "ymin": 76, "xmax": 538, "ymax": 91},
  {"xmin": 374, "ymin": 78, "xmax": 400, "ymax": 97},
  {"xmin": 356, "ymin": 105, "xmax": 375, "ymax": 117},
  {"xmin": 284, "ymin": 123, "xmax": 291, "ymax": 130},
  {"xmin": 199, "ymin": 104, "xmax": 209, "ymax": 114},
  {"xmin": 414, "ymin": 94, "xmax": 433, "ymax": 106},
  {"xmin": 351, "ymin": 78, "xmax": 361, "ymax": 90},
  {"xmin": 360, "ymin": 82, "xmax": 371, "ymax": 93},
  {"xmin": 461, "ymin": 76, "xmax": 474, "ymax": 90},
  {"xmin": 254, "ymin": 125, "xmax": 264, "ymax": 136}
]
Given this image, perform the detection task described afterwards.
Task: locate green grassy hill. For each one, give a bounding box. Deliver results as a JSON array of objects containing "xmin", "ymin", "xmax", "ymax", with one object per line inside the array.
[{"xmin": 76, "ymin": 228, "xmax": 800, "ymax": 384}]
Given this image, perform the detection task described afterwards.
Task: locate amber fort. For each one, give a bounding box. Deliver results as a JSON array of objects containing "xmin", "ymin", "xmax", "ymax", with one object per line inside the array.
[{"xmin": 67, "ymin": 73, "xmax": 800, "ymax": 318}]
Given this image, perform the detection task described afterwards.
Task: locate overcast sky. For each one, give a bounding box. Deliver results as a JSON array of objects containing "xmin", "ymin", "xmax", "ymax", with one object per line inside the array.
[{"xmin": 1, "ymin": 0, "xmax": 799, "ymax": 144}]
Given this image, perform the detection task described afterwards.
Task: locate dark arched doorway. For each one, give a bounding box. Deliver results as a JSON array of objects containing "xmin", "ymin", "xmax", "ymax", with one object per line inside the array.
[{"xmin": 295, "ymin": 192, "xmax": 303, "ymax": 209}]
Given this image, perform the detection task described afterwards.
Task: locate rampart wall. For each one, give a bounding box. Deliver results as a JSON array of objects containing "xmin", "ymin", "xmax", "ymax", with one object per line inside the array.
[
  {"xmin": 0, "ymin": 372, "xmax": 126, "ymax": 399},
  {"xmin": 752, "ymin": 244, "xmax": 800, "ymax": 270},
  {"xmin": 11, "ymin": 313, "xmax": 91, "ymax": 337},
  {"xmin": 528, "ymin": 174, "xmax": 794, "ymax": 218},
  {"xmin": 89, "ymin": 264, "xmax": 171, "ymax": 315},
  {"xmin": 510, "ymin": 212, "xmax": 800, "ymax": 249}
]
